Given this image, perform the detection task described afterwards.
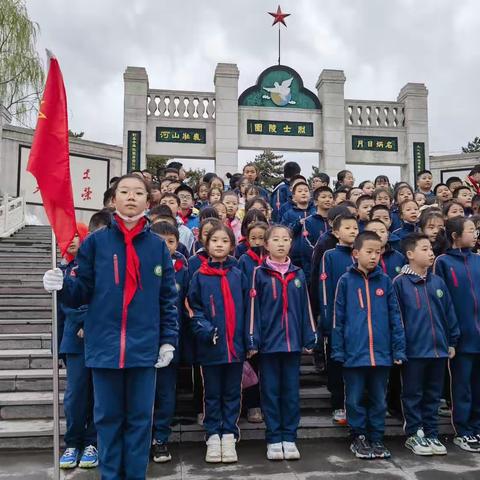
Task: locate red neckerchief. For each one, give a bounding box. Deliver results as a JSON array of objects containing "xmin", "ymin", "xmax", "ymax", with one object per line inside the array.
[
  {"xmin": 468, "ymin": 176, "xmax": 480, "ymax": 194},
  {"xmin": 178, "ymin": 209, "xmax": 192, "ymax": 225},
  {"xmin": 238, "ymin": 236, "xmax": 249, "ymax": 246},
  {"xmin": 266, "ymin": 270, "xmax": 296, "ymax": 328},
  {"xmin": 197, "ymin": 250, "xmax": 209, "ymax": 264},
  {"xmin": 114, "ymin": 215, "xmax": 147, "ymax": 368},
  {"xmin": 226, "ymin": 217, "xmax": 233, "ymax": 229},
  {"xmin": 174, "ymin": 257, "xmax": 184, "ymax": 272},
  {"xmin": 199, "ymin": 263, "xmax": 237, "ymax": 360},
  {"xmin": 246, "ymin": 248, "xmax": 264, "ymax": 266}
]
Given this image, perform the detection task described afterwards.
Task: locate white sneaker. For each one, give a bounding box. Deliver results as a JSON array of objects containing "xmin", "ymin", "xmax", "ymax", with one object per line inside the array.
[
  {"xmin": 453, "ymin": 435, "xmax": 480, "ymax": 452},
  {"xmin": 221, "ymin": 434, "xmax": 238, "ymax": 463},
  {"xmin": 205, "ymin": 434, "xmax": 222, "ymax": 463},
  {"xmin": 405, "ymin": 429, "xmax": 433, "ymax": 456},
  {"xmin": 266, "ymin": 442, "xmax": 284, "ymax": 460},
  {"xmin": 282, "ymin": 441, "xmax": 300, "ymax": 460},
  {"xmin": 427, "ymin": 437, "xmax": 447, "ymax": 455}
]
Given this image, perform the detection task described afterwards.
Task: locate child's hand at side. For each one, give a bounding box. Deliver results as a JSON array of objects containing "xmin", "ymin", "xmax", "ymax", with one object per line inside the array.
[
  {"xmin": 303, "ymin": 348, "xmax": 313, "ymax": 354},
  {"xmin": 393, "ymin": 359, "xmax": 403, "ymax": 365},
  {"xmin": 448, "ymin": 347, "xmax": 456, "ymax": 359},
  {"xmin": 247, "ymin": 350, "xmax": 258, "ymax": 359}
]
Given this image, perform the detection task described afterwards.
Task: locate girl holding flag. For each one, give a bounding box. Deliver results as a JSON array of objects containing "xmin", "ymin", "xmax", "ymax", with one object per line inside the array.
[{"xmin": 43, "ymin": 174, "xmax": 178, "ymax": 480}]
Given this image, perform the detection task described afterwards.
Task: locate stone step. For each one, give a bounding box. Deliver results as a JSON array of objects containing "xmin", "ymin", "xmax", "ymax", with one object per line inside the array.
[
  {"xmin": 0, "ymin": 297, "xmax": 51, "ymax": 307},
  {"xmin": 0, "ymin": 333, "xmax": 51, "ymax": 350},
  {"xmin": 0, "ymin": 392, "xmax": 65, "ymax": 420},
  {"xmin": 0, "ymin": 309, "xmax": 52, "ymax": 319},
  {"xmin": 0, "ymin": 257, "xmax": 51, "ymax": 263},
  {"xmin": 0, "ymin": 267, "xmax": 49, "ymax": 274},
  {"xmin": 0, "ymin": 369, "xmax": 66, "ymax": 392},
  {"xmin": 0, "ymin": 288, "xmax": 48, "ymax": 295},
  {"xmin": 0, "ymin": 414, "xmax": 455, "ymax": 449},
  {"xmin": 0, "ymin": 320, "xmax": 51, "ymax": 334},
  {"xmin": 0, "ymin": 349, "xmax": 52, "ymax": 370}
]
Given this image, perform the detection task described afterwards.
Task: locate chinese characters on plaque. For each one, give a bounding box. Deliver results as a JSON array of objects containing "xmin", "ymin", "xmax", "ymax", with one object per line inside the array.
[
  {"xmin": 246, "ymin": 120, "xmax": 313, "ymax": 137},
  {"xmin": 155, "ymin": 127, "xmax": 206, "ymax": 144},
  {"xmin": 352, "ymin": 135, "xmax": 398, "ymax": 152},
  {"xmin": 20, "ymin": 146, "xmax": 109, "ymax": 211}
]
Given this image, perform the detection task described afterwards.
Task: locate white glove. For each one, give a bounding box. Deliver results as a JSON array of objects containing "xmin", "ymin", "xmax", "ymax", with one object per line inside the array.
[
  {"xmin": 43, "ymin": 268, "xmax": 64, "ymax": 292},
  {"xmin": 155, "ymin": 344, "xmax": 175, "ymax": 368}
]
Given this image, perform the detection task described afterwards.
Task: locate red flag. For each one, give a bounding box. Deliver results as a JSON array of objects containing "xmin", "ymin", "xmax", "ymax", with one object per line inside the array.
[{"xmin": 27, "ymin": 53, "xmax": 76, "ymax": 256}]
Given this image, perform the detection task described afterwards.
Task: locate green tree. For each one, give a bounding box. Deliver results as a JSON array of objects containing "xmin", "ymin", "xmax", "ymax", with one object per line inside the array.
[
  {"xmin": 0, "ymin": 0, "xmax": 45, "ymax": 125},
  {"xmin": 252, "ymin": 149, "xmax": 284, "ymax": 191},
  {"xmin": 462, "ymin": 137, "xmax": 480, "ymax": 153},
  {"xmin": 146, "ymin": 155, "xmax": 170, "ymax": 178},
  {"xmin": 308, "ymin": 165, "xmax": 323, "ymax": 183},
  {"xmin": 185, "ymin": 168, "xmax": 206, "ymax": 189}
]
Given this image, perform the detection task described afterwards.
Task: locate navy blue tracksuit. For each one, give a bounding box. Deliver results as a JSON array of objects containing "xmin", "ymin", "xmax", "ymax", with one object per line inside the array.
[
  {"xmin": 153, "ymin": 253, "xmax": 190, "ymax": 444},
  {"xmin": 332, "ymin": 265, "xmax": 406, "ymax": 441},
  {"xmin": 188, "ymin": 258, "xmax": 247, "ymax": 439},
  {"xmin": 249, "ymin": 261, "xmax": 316, "ymax": 443},
  {"xmin": 319, "ymin": 244, "xmax": 355, "ymax": 410},
  {"xmin": 270, "ymin": 180, "xmax": 291, "ymax": 222},
  {"xmin": 393, "ymin": 269, "xmax": 460, "ymax": 437},
  {"xmin": 59, "ymin": 261, "xmax": 96, "ymax": 450},
  {"xmin": 281, "ymin": 204, "xmax": 316, "ymax": 277},
  {"xmin": 379, "ymin": 246, "xmax": 406, "ymax": 280},
  {"xmin": 434, "ymin": 249, "xmax": 480, "ymax": 436},
  {"xmin": 61, "ymin": 217, "xmax": 178, "ymax": 480},
  {"xmin": 305, "ymin": 213, "xmax": 329, "ymax": 248}
]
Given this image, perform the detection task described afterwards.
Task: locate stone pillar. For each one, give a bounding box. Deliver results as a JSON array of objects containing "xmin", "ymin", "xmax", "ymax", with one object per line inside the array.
[
  {"xmin": 397, "ymin": 83, "xmax": 429, "ymax": 186},
  {"xmin": 122, "ymin": 67, "xmax": 149, "ymax": 174},
  {"xmin": 0, "ymin": 105, "xmax": 12, "ymax": 196},
  {"xmin": 214, "ymin": 63, "xmax": 239, "ymax": 179},
  {"xmin": 316, "ymin": 70, "xmax": 347, "ymax": 181}
]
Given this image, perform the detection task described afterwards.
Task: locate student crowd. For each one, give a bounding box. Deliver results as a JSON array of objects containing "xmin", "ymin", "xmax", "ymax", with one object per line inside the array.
[{"xmin": 42, "ymin": 160, "xmax": 480, "ymax": 480}]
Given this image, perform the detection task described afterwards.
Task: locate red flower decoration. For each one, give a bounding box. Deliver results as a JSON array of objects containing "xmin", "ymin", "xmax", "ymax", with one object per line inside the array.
[
  {"xmin": 320, "ymin": 273, "xmax": 328, "ymax": 281},
  {"xmin": 375, "ymin": 288, "xmax": 384, "ymax": 296}
]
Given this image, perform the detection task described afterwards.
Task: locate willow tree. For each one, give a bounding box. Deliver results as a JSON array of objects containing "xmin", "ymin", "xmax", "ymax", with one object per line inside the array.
[{"xmin": 0, "ymin": 0, "xmax": 44, "ymax": 125}]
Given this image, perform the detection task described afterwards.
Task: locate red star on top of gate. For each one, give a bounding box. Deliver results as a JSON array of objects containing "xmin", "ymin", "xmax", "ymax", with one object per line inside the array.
[{"xmin": 268, "ymin": 5, "xmax": 290, "ymax": 27}]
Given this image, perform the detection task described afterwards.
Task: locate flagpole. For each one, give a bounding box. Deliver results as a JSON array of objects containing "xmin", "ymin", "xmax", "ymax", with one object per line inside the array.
[
  {"xmin": 50, "ymin": 228, "xmax": 61, "ymax": 480},
  {"xmin": 278, "ymin": 23, "xmax": 281, "ymax": 65}
]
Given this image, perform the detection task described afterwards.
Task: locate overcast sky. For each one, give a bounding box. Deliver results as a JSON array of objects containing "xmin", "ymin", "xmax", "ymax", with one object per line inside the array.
[{"xmin": 25, "ymin": 0, "xmax": 480, "ymax": 183}]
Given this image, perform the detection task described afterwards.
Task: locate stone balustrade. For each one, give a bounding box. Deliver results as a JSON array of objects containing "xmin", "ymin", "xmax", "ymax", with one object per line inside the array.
[
  {"xmin": 147, "ymin": 90, "xmax": 216, "ymax": 120},
  {"xmin": 345, "ymin": 100, "xmax": 405, "ymax": 128},
  {"xmin": 0, "ymin": 195, "xmax": 25, "ymax": 238}
]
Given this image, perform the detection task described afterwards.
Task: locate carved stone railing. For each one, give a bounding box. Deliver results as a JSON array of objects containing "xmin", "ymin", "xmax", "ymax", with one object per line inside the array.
[
  {"xmin": 147, "ymin": 90, "xmax": 216, "ymax": 120},
  {"xmin": 0, "ymin": 195, "xmax": 26, "ymax": 238},
  {"xmin": 345, "ymin": 100, "xmax": 405, "ymax": 128}
]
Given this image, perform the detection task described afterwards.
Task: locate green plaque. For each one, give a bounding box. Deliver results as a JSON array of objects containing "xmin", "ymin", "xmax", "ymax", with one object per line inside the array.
[
  {"xmin": 413, "ymin": 142, "xmax": 426, "ymax": 186},
  {"xmin": 156, "ymin": 127, "xmax": 206, "ymax": 144},
  {"xmin": 239, "ymin": 65, "xmax": 321, "ymax": 110},
  {"xmin": 247, "ymin": 120, "xmax": 313, "ymax": 137},
  {"xmin": 127, "ymin": 130, "xmax": 141, "ymax": 172},
  {"xmin": 352, "ymin": 135, "xmax": 398, "ymax": 152}
]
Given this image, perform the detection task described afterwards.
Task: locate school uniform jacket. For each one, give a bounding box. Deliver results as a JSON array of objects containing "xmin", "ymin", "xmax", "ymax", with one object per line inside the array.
[
  {"xmin": 234, "ymin": 238, "xmax": 249, "ymax": 259},
  {"xmin": 332, "ymin": 265, "xmax": 406, "ymax": 368},
  {"xmin": 238, "ymin": 248, "xmax": 264, "ymax": 286},
  {"xmin": 379, "ymin": 246, "xmax": 406, "ymax": 280},
  {"xmin": 388, "ymin": 231, "xmax": 401, "ymax": 252},
  {"xmin": 305, "ymin": 213, "xmax": 329, "ymax": 248},
  {"xmin": 433, "ymin": 248, "xmax": 480, "ymax": 353},
  {"xmin": 393, "ymin": 268, "xmax": 459, "ymax": 359},
  {"xmin": 187, "ymin": 257, "xmax": 247, "ymax": 366},
  {"xmin": 58, "ymin": 260, "xmax": 86, "ymax": 355},
  {"xmin": 247, "ymin": 261, "xmax": 317, "ymax": 354},
  {"xmin": 59, "ymin": 218, "xmax": 179, "ymax": 369},
  {"xmin": 392, "ymin": 222, "xmax": 417, "ymax": 241},
  {"xmin": 172, "ymin": 252, "xmax": 193, "ymax": 364},
  {"xmin": 390, "ymin": 208, "xmax": 403, "ymax": 232},
  {"xmin": 270, "ymin": 180, "xmax": 291, "ymax": 222},
  {"xmin": 319, "ymin": 244, "xmax": 355, "ymax": 336},
  {"xmin": 281, "ymin": 204, "xmax": 316, "ymax": 271}
]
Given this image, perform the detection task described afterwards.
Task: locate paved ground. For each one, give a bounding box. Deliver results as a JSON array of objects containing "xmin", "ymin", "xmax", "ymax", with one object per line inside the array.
[{"xmin": 1, "ymin": 437, "xmax": 480, "ymax": 479}]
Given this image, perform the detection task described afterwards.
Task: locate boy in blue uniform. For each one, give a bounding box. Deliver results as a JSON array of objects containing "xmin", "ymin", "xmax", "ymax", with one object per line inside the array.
[
  {"xmin": 356, "ymin": 195, "xmax": 375, "ymax": 232},
  {"xmin": 151, "ymin": 222, "xmax": 190, "ymax": 463},
  {"xmin": 393, "ymin": 233, "xmax": 459, "ymax": 455},
  {"xmin": 305, "ymin": 186, "xmax": 333, "ymax": 247},
  {"xmin": 364, "ymin": 220, "xmax": 405, "ymax": 279},
  {"xmin": 332, "ymin": 231, "xmax": 406, "ymax": 459},
  {"xmin": 319, "ymin": 213, "xmax": 358, "ymax": 425},
  {"xmin": 370, "ymin": 204, "xmax": 401, "ymax": 251},
  {"xmin": 281, "ymin": 182, "xmax": 315, "ymax": 275},
  {"xmin": 270, "ymin": 161, "xmax": 301, "ymax": 222}
]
